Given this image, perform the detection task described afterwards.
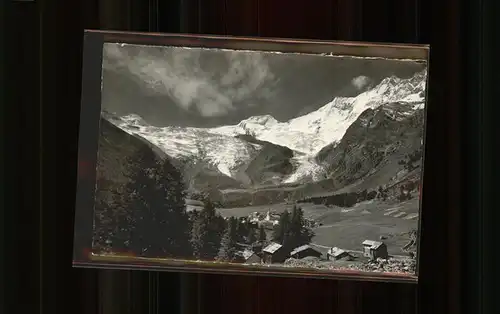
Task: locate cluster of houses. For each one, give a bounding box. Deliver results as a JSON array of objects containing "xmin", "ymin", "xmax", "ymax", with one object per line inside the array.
[
  {"xmin": 245, "ymin": 210, "xmax": 319, "ymax": 230},
  {"xmin": 234, "ymin": 242, "xmax": 322, "ymax": 264},
  {"xmin": 248, "ymin": 210, "xmax": 281, "ymax": 228},
  {"xmin": 234, "ymin": 239, "xmax": 389, "ymax": 265}
]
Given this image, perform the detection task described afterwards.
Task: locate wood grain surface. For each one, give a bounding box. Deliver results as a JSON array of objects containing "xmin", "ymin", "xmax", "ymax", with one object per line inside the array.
[{"xmin": 6, "ymin": 0, "xmax": 463, "ymax": 313}]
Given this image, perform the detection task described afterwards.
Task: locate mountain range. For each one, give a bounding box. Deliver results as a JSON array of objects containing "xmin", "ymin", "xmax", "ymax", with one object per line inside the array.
[{"xmin": 101, "ymin": 70, "xmax": 427, "ymax": 207}]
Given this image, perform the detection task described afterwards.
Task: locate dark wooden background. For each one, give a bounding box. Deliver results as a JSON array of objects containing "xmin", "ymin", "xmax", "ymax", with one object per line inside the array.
[{"xmin": 5, "ymin": 0, "xmax": 495, "ymax": 313}]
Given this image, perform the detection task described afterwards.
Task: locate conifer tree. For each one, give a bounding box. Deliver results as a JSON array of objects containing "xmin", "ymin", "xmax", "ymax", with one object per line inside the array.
[
  {"xmin": 156, "ymin": 158, "xmax": 191, "ymax": 258},
  {"xmin": 247, "ymin": 227, "xmax": 257, "ymax": 244},
  {"xmin": 217, "ymin": 217, "xmax": 239, "ymax": 262},
  {"xmin": 258, "ymin": 225, "xmax": 267, "ymax": 242},
  {"xmin": 122, "ymin": 150, "xmax": 191, "ymax": 258},
  {"xmin": 288, "ymin": 206, "xmax": 314, "ymax": 249},
  {"xmin": 272, "ymin": 210, "xmax": 291, "ymax": 245},
  {"xmin": 191, "ymin": 199, "xmax": 224, "ymax": 260},
  {"xmin": 236, "ymin": 219, "xmax": 249, "ymax": 243},
  {"xmin": 121, "ymin": 149, "xmax": 161, "ymax": 256}
]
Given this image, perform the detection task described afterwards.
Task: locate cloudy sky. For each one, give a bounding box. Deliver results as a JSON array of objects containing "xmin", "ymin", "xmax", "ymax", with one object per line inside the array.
[{"xmin": 101, "ymin": 43, "xmax": 426, "ymax": 128}]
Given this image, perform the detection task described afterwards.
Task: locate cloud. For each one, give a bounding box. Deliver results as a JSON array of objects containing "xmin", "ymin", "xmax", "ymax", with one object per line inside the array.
[
  {"xmin": 351, "ymin": 75, "xmax": 371, "ymax": 91},
  {"xmin": 102, "ymin": 44, "xmax": 275, "ymax": 117}
]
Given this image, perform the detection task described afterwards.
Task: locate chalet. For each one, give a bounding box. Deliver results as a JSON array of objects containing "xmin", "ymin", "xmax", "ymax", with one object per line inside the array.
[
  {"xmin": 259, "ymin": 220, "xmax": 278, "ymax": 229},
  {"xmin": 185, "ymin": 199, "xmax": 204, "ymax": 206},
  {"xmin": 243, "ymin": 250, "xmax": 262, "ymax": 264},
  {"xmin": 262, "ymin": 242, "xmax": 288, "ymax": 264},
  {"xmin": 185, "ymin": 199, "xmax": 204, "ymax": 212},
  {"xmin": 362, "ymin": 240, "xmax": 389, "ymax": 260},
  {"xmin": 326, "ymin": 247, "xmax": 350, "ymax": 261},
  {"xmin": 250, "ymin": 242, "xmax": 264, "ymax": 254},
  {"xmin": 234, "ymin": 249, "xmax": 261, "ymax": 263},
  {"xmin": 289, "ymin": 245, "xmax": 322, "ymax": 259}
]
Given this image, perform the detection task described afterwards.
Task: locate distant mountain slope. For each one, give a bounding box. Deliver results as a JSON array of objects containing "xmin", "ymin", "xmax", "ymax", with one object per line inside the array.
[
  {"xmin": 96, "ymin": 117, "xmax": 166, "ymax": 186},
  {"xmin": 215, "ymin": 101, "xmax": 425, "ymax": 208},
  {"xmin": 97, "ymin": 101, "xmax": 425, "ymax": 210},
  {"xmin": 316, "ymin": 102, "xmax": 425, "ymax": 192},
  {"xmin": 234, "ymin": 134, "xmax": 296, "ymax": 186},
  {"xmin": 212, "ymin": 70, "xmax": 426, "ymax": 156},
  {"xmin": 106, "ymin": 113, "xmax": 298, "ymax": 188},
  {"xmin": 105, "ymin": 70, "xmax": 426, "ymax": 187},
  {"xmin": 105, "ymin": 113, "xmax": 259, "ymax": 178}
]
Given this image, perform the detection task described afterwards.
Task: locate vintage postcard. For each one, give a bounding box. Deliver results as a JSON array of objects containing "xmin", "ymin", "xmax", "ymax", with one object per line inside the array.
[{"xmin": 74, "ymin": 31, "xmax": 428, "ymax": 283}]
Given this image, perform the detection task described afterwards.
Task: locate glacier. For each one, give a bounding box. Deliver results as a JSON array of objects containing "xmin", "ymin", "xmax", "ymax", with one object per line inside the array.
[{"xmin": 106, "ymin": 70, "xmax": 427, "ymax": 184}]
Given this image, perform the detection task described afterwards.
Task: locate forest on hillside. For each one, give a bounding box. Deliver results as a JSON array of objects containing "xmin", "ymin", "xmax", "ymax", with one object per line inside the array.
[{"xmin": 92, "ymin": 148, "xmax": 314, "ymax": 262}]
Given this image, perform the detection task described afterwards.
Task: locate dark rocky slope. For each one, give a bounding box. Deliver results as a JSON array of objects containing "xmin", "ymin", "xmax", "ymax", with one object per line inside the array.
[
  {"xmin": 317, "ymin": 102, "xmax": 424, "ymax": 188},
  {"xmin": 96, "ymin": 117, "xmax": 167, "ymax": 189},
  {"xmin": 234, "ymin": 134, "xmax": 296, "ymax": 186},
  {"xmin": 301, "ymin": 103, "xmax": 424, "ymax": 206}
]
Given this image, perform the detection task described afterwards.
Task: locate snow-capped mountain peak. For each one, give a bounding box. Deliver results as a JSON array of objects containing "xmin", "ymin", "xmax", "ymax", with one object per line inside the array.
[
  {"xmin": 107, "ymin": 70, "xmax": 426, "ymax": 184},
  {"xmin": 214, "ymin": 69, "xmax": 426, "ymax": 156},
  {"xmin": 238, "ymin": 114, "xmax": 279, "ymax": 128}
]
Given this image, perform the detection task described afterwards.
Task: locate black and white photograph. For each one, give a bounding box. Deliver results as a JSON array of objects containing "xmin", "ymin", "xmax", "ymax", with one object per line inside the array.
[{"xmin": 81, "ymin": 35, "xmax": 428, "ymax": 280}]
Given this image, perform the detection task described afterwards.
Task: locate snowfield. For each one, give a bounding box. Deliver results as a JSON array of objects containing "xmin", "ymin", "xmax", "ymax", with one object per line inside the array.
[{"xmin": 106, "ymin": 70, "xmax": 427, "ymax": 183}]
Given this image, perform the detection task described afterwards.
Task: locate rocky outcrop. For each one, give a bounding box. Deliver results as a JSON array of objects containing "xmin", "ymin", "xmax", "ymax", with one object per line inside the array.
[
  {"xmin": 316, "ymin": 103, "xmax": 424, "ymax": 191},
  {"xmin": 234, "ymin": 134, "xmax": 296, "ymax": 186}
]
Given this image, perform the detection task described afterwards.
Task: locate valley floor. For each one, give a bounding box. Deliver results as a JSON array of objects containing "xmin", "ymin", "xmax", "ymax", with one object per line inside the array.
[{"xmin": 217, "ymin": 197, "xmax": 419, "ymax": 256}]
